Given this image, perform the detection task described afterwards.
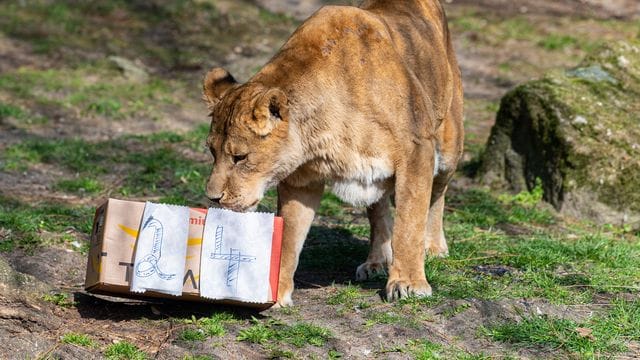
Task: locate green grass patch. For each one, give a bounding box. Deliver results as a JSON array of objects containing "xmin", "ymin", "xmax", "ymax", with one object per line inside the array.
[
  {"xmin": 182, "ymin": 355, "xmax": 214, "ymax": 360},
  {"xmin": 104, "ymin": 341, "xmax": 148, "ymax": 360},
  {"xmin": 55, "ymin": 177, "xmax": 102, "ymax": 194},
  {"xmin": 2, "ymin": 127, "xmax": 211, "ymax": 204},
  {"xmin": 0, "ymin": 102, "xmax": 24, "ymax": 119},
  {"xmin": 0, "ymin": 143, "xmax": 41, "ymax": 171},
  {"xmin": 2, "ymin": 138, "xmax": 104, "ymax": 173},
  {"xmin": 420, "ymin": 228, "xmax": 640, "ymax": 305},
  {"xmin": 277, "ymin": 323, "xmax": 332, "ymax": 347},
  {"xmin": 364, "ymin": 309, "xmax": 419, "ymax": 329},
  {"xmin": 237, "ymin": 318, "xmax": 332, "ymax": 348},
  {"xmin": 180, "ymin": 312, "xmax": 236, "ymax": 338},
  {"xmin": 538, "ymin": 35, "xmax": 578, "ymax": 51},
  {"xmin": 411, "ymin": 339, "xmax": 445, "ymax": 360},
  {"xmin": 327, "ymin": 283, "xmax": 365, "ymax": 306},
  {"xmin": 318, "ymin": 192, "xmax": 345, "ymax": 217},
  {"xmin": 43, "ymin": 292, "xmax": 75, "ymax": 307},
  {"xmin": 60, "ymin": 332, "xmax": 96, "ymax": 347},
  {"xmin": 483, "ymin": 300, "xmax": 640, "ymax": 357},
  {"xmin": 447, "ymin": 187, "xmax": 555, "ymax": 228},
  {"xmin": 236, "ymin": 320, "xmax": 274, "ymax": 345},
  {"xmin": 394, "ymin": 185, "xmax": 640, "ymax": 307},
  {"xmin": 0, "ymin": 196, "xmax": 93, "ymax": 251},
  {"xmin": 0, "ymin": 66, "xmax": 173, "ymax": 120},
  {"xmin": 178, "ymin": 328, "xmax": 207, "ymax": 342}
]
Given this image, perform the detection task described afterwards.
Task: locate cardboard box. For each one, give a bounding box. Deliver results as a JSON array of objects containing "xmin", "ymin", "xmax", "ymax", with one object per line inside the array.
[{"xmin": 85, "ymin": 199, "xmax": 283, "ymax": 309}]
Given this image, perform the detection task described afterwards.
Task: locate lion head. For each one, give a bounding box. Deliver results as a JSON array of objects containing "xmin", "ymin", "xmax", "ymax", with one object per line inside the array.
[{"xmin": 202, "ymin": 68, "xmax": 292, "ymax": 212}]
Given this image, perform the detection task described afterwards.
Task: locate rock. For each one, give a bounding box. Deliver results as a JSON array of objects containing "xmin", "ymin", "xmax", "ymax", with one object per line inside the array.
[
  {"xmin": 479, "ymin": 40, "xmax": 640, "ymax": 227},
  {"xmin": 108, "ymin": 55, "xmax": 149, "ymax": 82},
  {"xmin": 0, "ymin": 254, "xmax": 51, "ymax": 295},
  {"xmin": 254, "ymin": 0, "xmax": 326, "ymax": 21}
]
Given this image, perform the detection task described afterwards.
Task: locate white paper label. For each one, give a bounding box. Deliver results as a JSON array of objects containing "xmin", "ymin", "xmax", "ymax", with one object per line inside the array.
[
  {"xmin": 200, "ymin": 208, "xmax": 274, "ymax": 303},
  {"xmin": 130, "ymin": 202, "xmax": 189, "ymax": 296}
]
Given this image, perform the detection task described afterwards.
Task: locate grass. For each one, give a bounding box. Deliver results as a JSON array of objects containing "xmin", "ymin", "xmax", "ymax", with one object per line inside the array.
[
  {"xmin": 178, "ymin": 328, "xmax": 207, "ymax": 342},
  {"xmin": 237, "ymin": 318, "xmax": 332, "ymax": 348},
  {"xmin": 183, "ymin": 356, "xmax": 214, "ymax": 360},
  {"xmin": 404, "ymin": 339, "xmax": 493, "ymax": 360},
  {"xmin": 0, "ymin": 196, "xmax": 93, "ymax": 251},
  {"xmin": 0, "ymin": 66, "xmax": 174, "ymax": 122},
  {"xmin": 55, "ymin": 177, "xmax": 103, "ymax": 194},
  {"xmin": 43, "ymin": 292, "xmax": 75, "ymax": 307},
  {"xmin": 179, "ymin": 312, "xmax": 236, "ymax": 339},
  {"xmin": 412, "ymin": 339, "xmax": 445, "ymax": 360},
  {"xmin": 538, "ymin": 35, "xmax": 578, "ymax": 51},
  {"xmin": 0, "ymin": 0, "xmax": 296, "ymax": 69},
  {"xmin": 483, "ymin": 300, "xmax": 640, "ymax": 357},
  {"xmin": 327, "ymin": 283, "xmax": 365, "ymax": 306},
  {"xmin": 60, "ymin": 332, "xmax": 96, "ymax": 347},
  {"xmin": 104, "ymin": 341, "xmax": 148, "ymax": 360},
  {"xmin": 317, "ymin": 192, "xmax": 346, "ymax": 216},
  {"xmin": 1, "ymin": 126, "xmax": 211, "ymax": 202},
  {"xmin": 0, "ymin": 102, "xmax": 24, "ymax": 119},
  {"xmin": 364, "ymin": 310, "xmax": 415, "ymax": 329}
]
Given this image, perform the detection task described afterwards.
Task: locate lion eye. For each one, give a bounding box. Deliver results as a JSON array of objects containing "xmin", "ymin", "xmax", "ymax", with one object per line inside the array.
[{"xmin": 232, "ymin": 154, "xmax": 248, "ymax": 164}]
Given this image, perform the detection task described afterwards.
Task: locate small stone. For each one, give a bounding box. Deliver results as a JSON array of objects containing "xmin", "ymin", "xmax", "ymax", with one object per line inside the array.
[
  {"xmin": 618, "ymin": 55, "xmax": 630, "ymax": 68},
  {"xmin": 572, "ymin": 115, "xmax": 588, "ymax": 125},
  {"xmin": 108, "ymin": 56, "xmax": 149, "ymax": 83},
  {"xmin": 566, "ymin": 64, "xmax": 617, "ymax": 84}
]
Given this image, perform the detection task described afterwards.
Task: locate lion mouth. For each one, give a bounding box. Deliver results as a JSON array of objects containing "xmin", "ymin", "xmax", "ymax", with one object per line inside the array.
[{"xmin": 219, "ymin": 198, "xmax": 260, "ymax": 213}]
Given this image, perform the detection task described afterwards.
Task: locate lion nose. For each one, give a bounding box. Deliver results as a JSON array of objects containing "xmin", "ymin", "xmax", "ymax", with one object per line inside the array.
[{"xmin": 207, "ymin": 193, "xmax": 223, "ymax": 205}]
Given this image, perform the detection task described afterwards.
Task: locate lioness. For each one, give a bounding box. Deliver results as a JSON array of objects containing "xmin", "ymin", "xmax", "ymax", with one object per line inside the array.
[{"xmin": 203, "ymin": 0, "xmax": 463, "ymax": 307}]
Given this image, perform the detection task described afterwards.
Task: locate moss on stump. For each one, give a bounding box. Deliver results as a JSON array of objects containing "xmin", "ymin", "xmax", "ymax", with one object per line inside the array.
[{"xmin": 480, "ymin": 40, "xmax": 640, "ymax": 227}]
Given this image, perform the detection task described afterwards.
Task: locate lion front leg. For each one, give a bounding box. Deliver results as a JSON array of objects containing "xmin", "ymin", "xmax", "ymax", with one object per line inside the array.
[
  {"xmin": 274, "ymin": 180, "xmax": 324, "ymax": 307},
  {"xmin": 356, "ymin": 192, "xmax": 393, "ymax": 281},
  {"xmin": 386, "ymin": 143, "xmax": 434, "ymax": 301}
]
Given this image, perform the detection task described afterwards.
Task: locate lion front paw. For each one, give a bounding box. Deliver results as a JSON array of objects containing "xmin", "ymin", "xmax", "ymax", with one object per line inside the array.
[
  {"xmin": 274, "ymin": 282, "xmax": 294, "ymax": 308},
  {"xmin": 427, "ymin": 245, "xmax": 449, "ymax": 258},
  {"xmin": 355, "ymin": 261, "xmax": 387, "ymax": 281},
  {"xmin": 385, "ymin": 278, "xmax": 432, "ymax": 301}
]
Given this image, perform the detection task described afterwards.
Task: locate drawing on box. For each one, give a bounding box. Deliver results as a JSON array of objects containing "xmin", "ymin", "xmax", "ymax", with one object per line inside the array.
[
  {"xmin": 209, "ymin": 225, "xmax": 256, "ymax": 293},
  {"xmin": 135, "ymin": 215, "xmax": 176, "ymax": 280}
]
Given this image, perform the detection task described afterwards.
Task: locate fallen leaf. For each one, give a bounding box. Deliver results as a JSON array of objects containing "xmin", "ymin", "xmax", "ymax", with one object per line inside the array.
[{"xmin": 576, "ymin": 327, "xmax": 595, "ymax": 340}]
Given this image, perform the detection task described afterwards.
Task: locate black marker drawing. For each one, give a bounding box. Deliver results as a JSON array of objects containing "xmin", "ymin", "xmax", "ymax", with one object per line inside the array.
[
  {"xmin": 209, "ymin": 225, "xmax": 256, "ymax": 293},
  {"xmin": 135, "ymin": 215, "xmax": 176, "ymax": 280}
]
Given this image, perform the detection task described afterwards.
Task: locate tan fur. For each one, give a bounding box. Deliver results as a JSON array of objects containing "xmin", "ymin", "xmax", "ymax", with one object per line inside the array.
[{"xmin": 203, "ymin": 0, "xmax": 464, "ymax": 306}]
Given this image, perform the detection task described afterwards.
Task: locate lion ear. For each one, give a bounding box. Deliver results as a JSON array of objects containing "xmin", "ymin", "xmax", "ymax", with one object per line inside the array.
[
  {"xmin": 251, "ymin": 88, "xmax": 288, "ymax": 136},
  {"xmin": 203, "ymin": 67, "xmax": 237, "ymax": 106}
]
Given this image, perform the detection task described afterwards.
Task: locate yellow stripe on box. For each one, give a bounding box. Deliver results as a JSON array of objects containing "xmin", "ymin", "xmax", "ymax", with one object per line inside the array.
[
  {"xmin": 120, "ymin": 225, "xmax": 202, "ymax": 249},
  {"xmin": 118, "ymin": 224, "xmax": 139, "ymax": 238}
]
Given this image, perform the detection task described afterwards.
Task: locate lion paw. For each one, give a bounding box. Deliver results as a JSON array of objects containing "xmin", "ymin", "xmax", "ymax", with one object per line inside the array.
[
  {"xmin": 427, "ymin": 245, "xmax": 449, "ymax": 258},
  {"xmin": 385, "ymin": 278, "xmax": 432, "ymax": 301},
  {"xmin": 356, "ymin": 262, "xmax": 387, "ymax": 281},
  {"xmin": 273, "ymin": 293, "xmax": 294, "ymax": 308}
]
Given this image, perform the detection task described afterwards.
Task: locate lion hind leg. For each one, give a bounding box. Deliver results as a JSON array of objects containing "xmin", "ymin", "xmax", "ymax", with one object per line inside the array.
[
  {"xmin": 425, "ymin": 180, "xmax": 449, "ymax": 257},
  {"xmin": 356, "ymin": 193, "xmax": 393, "ymax": 281}
]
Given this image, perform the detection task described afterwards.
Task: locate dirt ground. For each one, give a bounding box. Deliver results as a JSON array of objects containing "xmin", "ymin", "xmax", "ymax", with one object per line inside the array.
[{"xmin": 1, "ymin": 0, "xmax": 639, "ymax": 359}]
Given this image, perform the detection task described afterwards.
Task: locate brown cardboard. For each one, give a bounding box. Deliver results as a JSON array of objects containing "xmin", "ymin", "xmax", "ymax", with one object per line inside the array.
[{"xmin": 85, "ymin": 198, "xmax": 283, "ymax": 309}]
